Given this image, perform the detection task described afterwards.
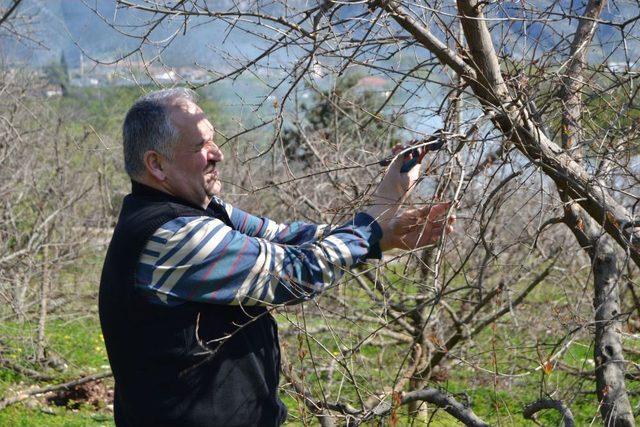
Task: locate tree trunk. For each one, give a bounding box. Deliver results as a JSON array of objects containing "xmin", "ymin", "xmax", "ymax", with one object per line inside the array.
[
  {"xmin": 36, "ymin": 245, "xmax": 50, "ymax": 362},
  {"xmin": 564, "ymin": 207, "xmax": 635, "ymax": 425},
  {"xmin": 12, "ymin": 271, "xmax": 28, "ymax": 322},
  {"xmin": 554, "ymin": 0, "xmax": 634, "ymax": 421},
  {"xmin": 593, "ymin": 238, "xmax": 635, "ymax": 426}
]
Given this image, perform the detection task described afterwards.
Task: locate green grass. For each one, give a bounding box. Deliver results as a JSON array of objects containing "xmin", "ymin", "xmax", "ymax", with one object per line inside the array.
[
  {"xmin": 0, "ymin": 317, "xmax": 113, "ymax": 426},
  {"xmin": 0, "ymin": 315, "xmax": 623, "ymax": 426},
  {"xmin": 0, "ymin": 317, "xmax": 109, "ymax": 380},
  {"xmin": 273, "ymin": 277, "xmax": 623, "ymax": 426},
  {"xmin": 0, "ymin": 405, "xmax": 113, "ymax": 427},
  {"xmin": 2, "ymin": 262, "xmax": 638, "ymax": 425}
]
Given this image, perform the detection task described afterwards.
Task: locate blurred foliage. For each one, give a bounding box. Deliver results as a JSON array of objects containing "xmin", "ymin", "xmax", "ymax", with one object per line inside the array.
[
  {"xmin": 43, "ymin": 53, "xmax": 70, "ymax": 96},
  {"xmin": 282, "ymin": 73, "xmax": 405, "ymax": 166}
]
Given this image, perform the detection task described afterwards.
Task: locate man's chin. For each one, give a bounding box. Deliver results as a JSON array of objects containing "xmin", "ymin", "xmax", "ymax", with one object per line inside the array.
[{"xmin": 207, "ymin": 182, "xmax": 222, "ymax": 196}]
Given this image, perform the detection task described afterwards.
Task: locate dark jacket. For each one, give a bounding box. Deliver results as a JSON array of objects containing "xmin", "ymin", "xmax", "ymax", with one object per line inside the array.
[{"xmin": 99, "ymin": 182, "xmax": 287, "ymax": 427}]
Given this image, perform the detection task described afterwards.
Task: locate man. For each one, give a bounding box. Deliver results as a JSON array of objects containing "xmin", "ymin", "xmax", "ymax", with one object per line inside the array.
[{"xmin": 99, "ymin": 88, "xmax": 454, "ymax": 427}]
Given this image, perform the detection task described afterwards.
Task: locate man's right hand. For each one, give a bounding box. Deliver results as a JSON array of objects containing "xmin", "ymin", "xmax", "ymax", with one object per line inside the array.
[{"xmin": 368, "ymin": 144, "xmax": 427, "ymax": 221}]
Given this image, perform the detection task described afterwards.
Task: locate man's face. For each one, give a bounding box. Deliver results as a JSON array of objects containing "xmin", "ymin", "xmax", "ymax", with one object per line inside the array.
[{"xmin": 162, "ymin": 99, "xmax": 224, "ymax": 208}]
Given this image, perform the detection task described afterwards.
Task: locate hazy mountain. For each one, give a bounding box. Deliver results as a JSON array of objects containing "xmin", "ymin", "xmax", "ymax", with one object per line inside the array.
[
  {"xmin": 1, "ymin": 1, "xmax": 638, "ymax": 69},
  {"xmin": 0, "ymin": 0, "xmax": 266, "ymax": 68}
]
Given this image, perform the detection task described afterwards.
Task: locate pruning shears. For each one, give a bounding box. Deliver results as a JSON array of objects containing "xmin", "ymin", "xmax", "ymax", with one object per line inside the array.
[{"xmin": 378, "ymin": 133, "xmax": 446, "ymax": 172}]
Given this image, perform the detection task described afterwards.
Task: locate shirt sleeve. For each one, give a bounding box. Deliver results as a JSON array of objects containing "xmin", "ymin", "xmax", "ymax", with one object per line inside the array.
[
  {"xmin": 135, "ymin": 212, "xmax": 382, "ymax": 307},
  {"xmin": 211, "ymin": 197, "xmax": 328, "ymax": 245}
]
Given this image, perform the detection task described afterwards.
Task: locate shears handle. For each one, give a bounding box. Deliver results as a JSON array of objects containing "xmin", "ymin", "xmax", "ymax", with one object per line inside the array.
[{"xmin": 378, "ymin": 137, "xmax": 445, "ymax": 170}]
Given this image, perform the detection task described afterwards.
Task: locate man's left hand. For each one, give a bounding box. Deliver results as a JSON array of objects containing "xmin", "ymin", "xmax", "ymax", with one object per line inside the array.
[{"xmin": 378, "ymin": 202, "xmax": 456, "ymax": 251}]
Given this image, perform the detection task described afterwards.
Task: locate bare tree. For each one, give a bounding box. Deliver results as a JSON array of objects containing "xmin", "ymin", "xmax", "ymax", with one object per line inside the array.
[{"xmin": 0, "ymin": 66, "xmax": 114, "ymax": 376}]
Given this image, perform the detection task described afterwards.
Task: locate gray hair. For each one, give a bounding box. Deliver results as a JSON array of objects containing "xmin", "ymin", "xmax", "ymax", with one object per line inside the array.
[{"xmin": 122, "ymin": 88, "xmax": 198, "ymax": 179}]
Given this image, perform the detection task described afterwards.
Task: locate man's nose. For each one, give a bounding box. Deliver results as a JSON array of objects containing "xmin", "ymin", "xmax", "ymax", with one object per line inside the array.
[{"xmin": 207, "ymin": 145, "xmax": 224, "ymax": 162}]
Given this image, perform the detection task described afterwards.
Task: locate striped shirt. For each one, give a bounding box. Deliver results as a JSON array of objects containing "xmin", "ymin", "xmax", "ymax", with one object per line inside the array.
[{"xmin": 135, "ymin": 197, "xmax": 382, "ymax": 306}]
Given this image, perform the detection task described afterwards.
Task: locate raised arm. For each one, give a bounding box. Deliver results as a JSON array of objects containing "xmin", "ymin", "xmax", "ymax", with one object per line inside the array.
[
  {"xmin": 135, "ymin": 213, "xmax": 380, "ymax": 307},
  {"xmin": 210, "ymin": 197, "xmax": 327, "ymax": 245}
]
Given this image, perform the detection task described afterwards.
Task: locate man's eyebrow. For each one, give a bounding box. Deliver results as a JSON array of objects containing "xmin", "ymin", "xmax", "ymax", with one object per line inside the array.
[{"xmin": 198, "ymin": 136, "xmax": 214, "ymax": 145}]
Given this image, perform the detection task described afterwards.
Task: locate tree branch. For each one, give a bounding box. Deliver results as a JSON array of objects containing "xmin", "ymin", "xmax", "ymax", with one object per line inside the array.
[
  {"xmin": 367, "ymin": 387, "xmax": 489, "ymax": 427},
  {"xmin": 523, "ymin": 399, "xmax": 575, "ymax": 427},
  {"xmin": 0, "ymin": 0, "xmax": 23, "ymax": 28},
  {"xmin": 0, "ymin": 371, "xmax": 113, "ymax": 410}
]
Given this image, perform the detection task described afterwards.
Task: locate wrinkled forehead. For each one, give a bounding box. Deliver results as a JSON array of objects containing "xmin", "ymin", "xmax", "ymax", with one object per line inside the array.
[{"xmin": 168, "ymin": 98, "xmax": 214, "ymax": 137}]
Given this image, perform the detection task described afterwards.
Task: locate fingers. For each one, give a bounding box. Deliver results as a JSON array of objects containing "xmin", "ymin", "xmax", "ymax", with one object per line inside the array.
[
  {"xmin": 413, "ymin": 222, "xmax": 454, "ymax": 247},
  {"xmin": 426, "ymin": 202, "xmax": 451, "ymax": 221},
  {"xmin": 411, "ymin": 202, "xmax": 451, "ymax": 225},
  {"xmin": 393, "ymin": 212, "xmax": 456, "ymax": 249},
  {"xmin": 409, "ymin": 202, "xmax": 456, "ymax": 240},
  {"xmin": 391, "ymin": 144, "xmax": 403, "ymax": 155},
  {"xmin": 388, "ymin": 202, "xmax": 457, "ymax": 249}
]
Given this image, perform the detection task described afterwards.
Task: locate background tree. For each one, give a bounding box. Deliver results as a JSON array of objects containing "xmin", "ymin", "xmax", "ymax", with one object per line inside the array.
[
  {"xmin": 282, "ymin": 74, "xmax": 404, "ymax": 166},
  {"xmin": 43, "ymin": 53, "xmax": 70, "ymax": 96}
]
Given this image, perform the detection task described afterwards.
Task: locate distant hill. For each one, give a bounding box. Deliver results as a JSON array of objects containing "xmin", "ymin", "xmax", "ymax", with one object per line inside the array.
[
  {"xmin": 1, "ymin": 1, "xmax": 638, "ymax": 69},
  {"xmin": 0, "ymin": 0, "xmax": 265, "ymax": 68}
]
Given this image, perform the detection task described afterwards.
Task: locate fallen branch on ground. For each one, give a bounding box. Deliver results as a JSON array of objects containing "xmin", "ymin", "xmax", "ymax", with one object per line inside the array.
[
  {"xmin": 0, "ymin": 356, "xmax": 54, "ymax": 381},
  {"xmin": 0, "ymin": 370, "xmax": 112, "ymax": 411}
]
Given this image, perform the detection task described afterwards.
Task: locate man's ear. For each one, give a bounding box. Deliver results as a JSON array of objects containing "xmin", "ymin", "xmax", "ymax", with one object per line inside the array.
[{"xmin": 143, "ymin": 151, "xmax": 166, "ymax": 181}]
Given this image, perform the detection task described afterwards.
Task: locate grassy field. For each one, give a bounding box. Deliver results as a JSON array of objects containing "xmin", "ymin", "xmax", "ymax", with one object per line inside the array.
[
  {"xmin": 0, "ymin": 317, "xmax": 113, "ymax": 426},
  {"xmin": 1, "ymin": 297, "xmax": 635, "ymax": 426},
  {"xmin": 1, "ymin": 252, "xmax": 638, "ymax": 425},
  {"xmin": 1, "ymin": 237, "xmax": 637, "ymax": 425}
]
